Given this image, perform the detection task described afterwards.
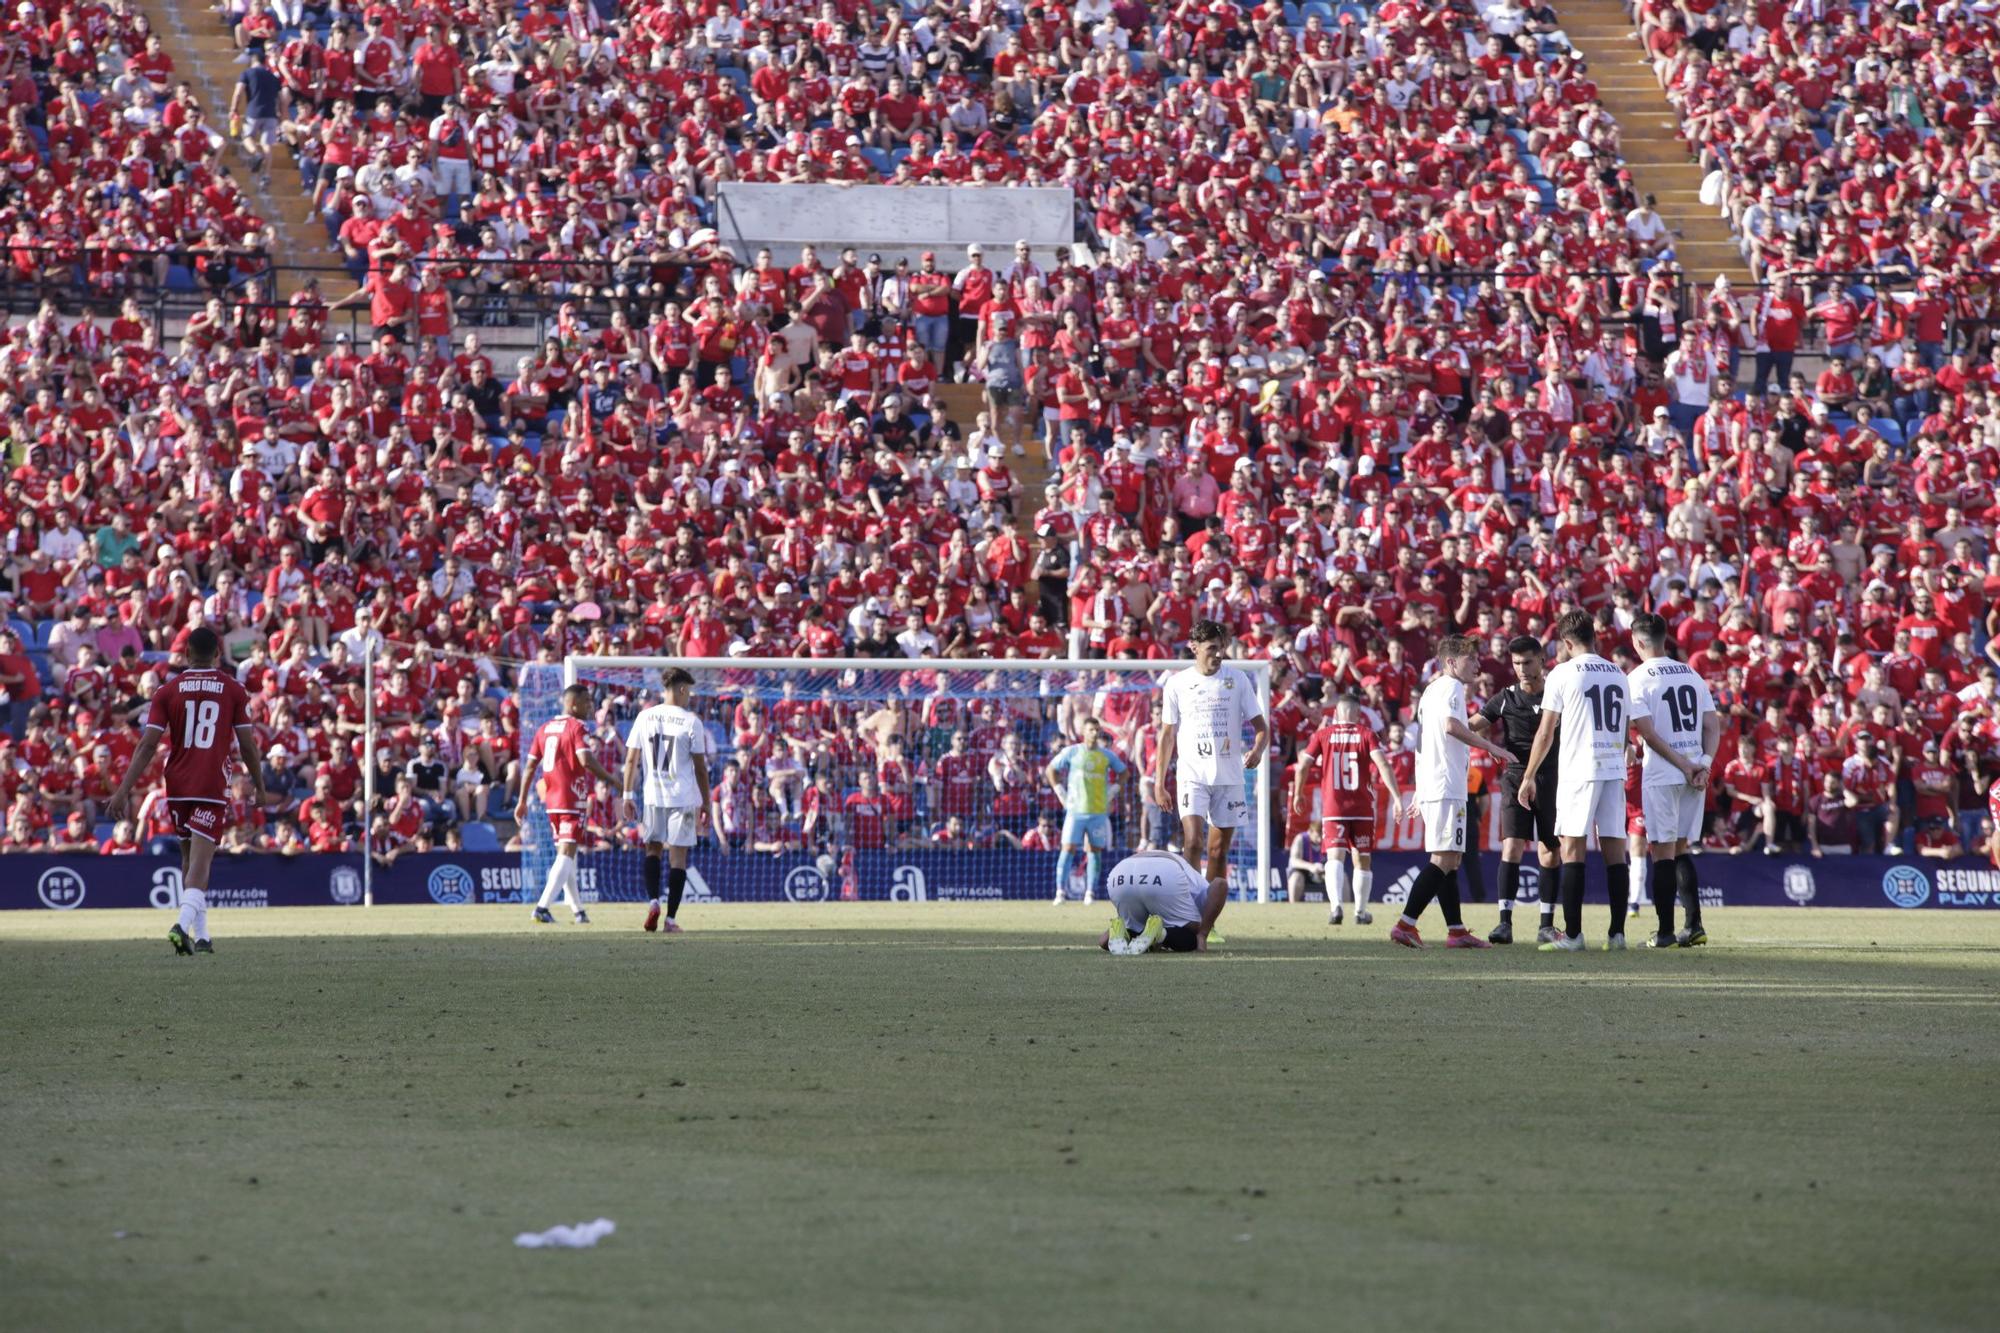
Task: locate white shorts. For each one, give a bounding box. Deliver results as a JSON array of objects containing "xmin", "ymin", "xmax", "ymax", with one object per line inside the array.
[
  {"xmin": 1178, "ymin": 780, "xmax": 1249, "ymax": 830},
  {"xmin": 1555, "ymin": 777, "xmax": 1627, "ymax": 840},
  {"xmin": 1641, "ymin": 783, "xmax": 1704, "ymax": 846},
  {"xmin": 639, "ymin": 804, "xmax": 701, "ymax": 848},
  {"xmin": 1108, "ymin": 871, "xmax": 1203, "ymax": 933},
  {"xmin": 1420, "ymin": 799, "xmax": 1467, "ymax": 854}
]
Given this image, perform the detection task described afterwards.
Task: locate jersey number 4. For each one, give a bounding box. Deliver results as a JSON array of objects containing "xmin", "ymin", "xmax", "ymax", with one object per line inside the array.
[
  {"xmin": 182, "ymin": 700, "xmax": 221, "ymax": 750},
  {"xmin": 1582, "ymin": 684, "xmax": 1623, "ymax": 733}
]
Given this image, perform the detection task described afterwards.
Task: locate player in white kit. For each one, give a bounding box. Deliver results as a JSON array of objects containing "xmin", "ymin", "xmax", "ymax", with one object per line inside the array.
[
  {"xmin": 1519, "ymin": 612, "xmax": 1632, "ymax": 951},
  {"xmin": 1154, "ymin": 620, "xmax": 1268, "ymax": 938},
  {"xmin": 622, "ymin": 667, "xmax": 713, "ymax": 934},
  {"xmin": 1096, "ymin": 848, "xmax": 1218, "ymax": 954},
  {"xmin": 1391, "ymin": 635, "xmax": 1516, "ymax": 949},
  {"xmin": 1626, "ymin": 613, "xmax": 1720, "ymax": 948}
]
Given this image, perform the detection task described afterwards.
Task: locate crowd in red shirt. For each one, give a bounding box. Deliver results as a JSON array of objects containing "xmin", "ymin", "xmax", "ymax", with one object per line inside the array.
[{"xmin": 6, "ymin": 0, "xmax": 2000, "ymax": 861}]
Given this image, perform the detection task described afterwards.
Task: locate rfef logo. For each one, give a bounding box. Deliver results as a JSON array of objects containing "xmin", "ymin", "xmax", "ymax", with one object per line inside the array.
[
  {"xmin": 427, "ymin": 864, "xmax": 475, "ymax": 905},
  {"xmin": 1882, "ymin": 865, "xmax": 1930, "ymax": 910},
  {"xmin": 783, "ymin": 866, "xmax": 828, "ymax": 903},
  {"xmin": 37, "ymin": 867, "xmax": 86, "ymax": 910},
  {"xmin": 329, "ymin": 866, "xmax": 363, "ymax": 905}
]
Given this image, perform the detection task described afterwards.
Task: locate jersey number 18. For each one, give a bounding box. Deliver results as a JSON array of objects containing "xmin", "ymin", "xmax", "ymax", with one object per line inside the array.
[{"xmin": 182, "ymin": 700, "xmax": 220, "ymax": 750}]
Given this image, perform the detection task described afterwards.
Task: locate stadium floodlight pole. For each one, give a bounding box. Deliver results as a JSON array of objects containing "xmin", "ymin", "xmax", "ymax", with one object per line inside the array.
[
  {"xmin": 561, "ymin": 654, "xmax": 1273, "ymax": 904},
  {"xmin": 362, "ymin": 641, "xmax": 376, "ymax": 908}
]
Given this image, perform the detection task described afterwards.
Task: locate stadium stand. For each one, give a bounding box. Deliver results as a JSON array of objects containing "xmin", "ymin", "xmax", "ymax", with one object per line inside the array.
[{"xmin": 0, "ymin": 0, "xmax": 1996, "ymax": 866}]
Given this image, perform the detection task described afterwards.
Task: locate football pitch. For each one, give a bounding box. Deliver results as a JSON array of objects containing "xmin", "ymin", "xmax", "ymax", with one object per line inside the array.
[{"xmin": 4, "ymin": 904, "xmax": 1997, "ymax": 1333}]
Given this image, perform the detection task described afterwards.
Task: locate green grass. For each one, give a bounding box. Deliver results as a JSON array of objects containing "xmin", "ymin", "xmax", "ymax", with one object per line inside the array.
[{"xmin": 4, "ymin": 904, "xmax": 1999, "ymax": 1333}]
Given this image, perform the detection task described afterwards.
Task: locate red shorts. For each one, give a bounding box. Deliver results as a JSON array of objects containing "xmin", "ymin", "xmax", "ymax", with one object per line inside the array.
[
  {"xmin": 548, "ymin": 810, "xmax": 583, "ymax": 844},
  {"xmin": 170, "ymin": 800, "xmax": 228, "ymax": 843},
  {"xmin": 1322, "ymin": 816, "xmax": 1375, "ymax": 853}
]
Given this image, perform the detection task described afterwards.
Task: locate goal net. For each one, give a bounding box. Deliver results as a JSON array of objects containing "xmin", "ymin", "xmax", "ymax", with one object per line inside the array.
[{"xmin": 516, "ymin": 657, "xmax": 1273, "ymax": 908}]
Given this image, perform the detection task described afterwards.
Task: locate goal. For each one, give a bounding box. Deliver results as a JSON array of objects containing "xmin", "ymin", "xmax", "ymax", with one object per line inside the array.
[{"xmin": 515, "ymin": 657, "xmax": 1274, "ymax": 908}]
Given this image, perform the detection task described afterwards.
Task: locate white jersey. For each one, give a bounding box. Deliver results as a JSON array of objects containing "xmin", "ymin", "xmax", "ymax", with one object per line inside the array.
[
  {"xmin": 1543, "ymin": 652, "xmax": 1629, "ymax": 782},
  {"xmin": 1162, "ymin": 664, "xmax": 1263, "ymax": 785},
  {"xmin": 1627, "ymin": 656, "xmax": 1715, "ymax": 787},
  {"xmin": 1104, "ymin": 849, "xmax": 1206, "ymax": 929},
  {"xmin": 1414, "ymin": 674, "xmax": 1469, "ymax": 803},
  {"xmin": 627, "ymin": 703, "xmax": 711, "ymax": 808}
]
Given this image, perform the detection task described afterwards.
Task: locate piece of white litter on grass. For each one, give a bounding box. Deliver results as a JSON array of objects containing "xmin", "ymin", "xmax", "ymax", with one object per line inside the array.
[{"xmin": 515, "ymin": 1218, "xmax": 616, "ymax": 1249}]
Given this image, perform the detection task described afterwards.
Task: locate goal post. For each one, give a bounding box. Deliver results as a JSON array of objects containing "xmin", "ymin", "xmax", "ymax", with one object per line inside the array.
[{"xmin": 515, "ymin": 656, "xmax": 1274, "ymax": 908}]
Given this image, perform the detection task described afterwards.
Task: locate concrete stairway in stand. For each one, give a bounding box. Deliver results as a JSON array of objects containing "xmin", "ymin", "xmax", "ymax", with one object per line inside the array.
[
  {"xmin": 1562, "ymin": 0, "xmax": 1755, "ymax": 294},
  {"xmin": 134, "ymin": 1, "xmax": 334, "ymax": 301},
  {"xmin": 934, "ymin": 383, "xmax": 1051, "ymax": 534}
]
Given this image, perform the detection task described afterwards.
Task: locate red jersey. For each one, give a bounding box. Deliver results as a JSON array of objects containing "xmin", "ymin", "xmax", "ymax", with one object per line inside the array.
[
  {"xmin": 1300, "ymin": 719, "xmax": 1380, "ymax": 821},
  {"xmin": 527, "ymin": 715, "xmax": 595, "ymax": 813},
  {"xmin": 144, "ymin": 667, "xmax": 252, "ymax": 803}
]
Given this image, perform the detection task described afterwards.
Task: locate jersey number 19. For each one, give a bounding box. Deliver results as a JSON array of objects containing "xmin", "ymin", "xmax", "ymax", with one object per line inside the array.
[{"xmin": 1662, "ymin": 683, "xmax": 1700, "ymax": 734}]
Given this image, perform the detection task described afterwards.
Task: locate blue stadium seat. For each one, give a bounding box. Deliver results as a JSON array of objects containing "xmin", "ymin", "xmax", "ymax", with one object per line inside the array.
[
  {"xmin": 94, "ymin": 821, "xmax": 114, "ymax": 842},
  {"xmin": 33, "ymin": 619, "xmax": 55, "ymax": 649},
  {"xmin": 461, "ymin": 821, "xmax": 501, "ymax": 852},
  {"xmin": 1336, "ymin": 3, "xmax": 1366, "ymax": 25},
  {"xmin": 166, "ymin": 265, "xmax": 198, "ymax": 292},
  {"xmin": 1302, "ymin": 0, "xmax": 1335, "ymax": 22},
  {"xmin": 6, "ymin": 618, "xmax": 32, "ymax": 647}
]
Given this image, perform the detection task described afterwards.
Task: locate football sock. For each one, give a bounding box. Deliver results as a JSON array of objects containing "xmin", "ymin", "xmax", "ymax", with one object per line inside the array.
[
  {"xmin": 1675, "ymin": 854, "xmax": 1702, "ymax": 928},
  {"xmin": 1560, "ymin": 861, "xmax": 1586, "ymax": 939},
  {"xmin": 643, "ymin": 851, "xmax": 662, "ymax": 906},
  {"xmin": 1401, "ymin": 861, "xmax": 1446, "ymax": 924},
  {"xmin": 666, "ymin": 866, "xmax": 686, "ymax": 919},
  {"xmin": 1630, "ymin": 854, "xmax": 1648, "ymax": 911},
  {"xmin": 1437, "ymin": 866, "xmax": 1465, "ymax": 928},
  {"xmin": 558, "ymin": 854, "xmax": 582, "ymax": 916},
  {"xmin": 539, "ymin": 852, "xmax": 578, "ymax": 912},
  {"xmin": 182, "ymin": 887, "xmax": 209, "ymax": 942},
  {"xmin": 1354, "ymin": 868, "xmax": 1372, "ymax": 907},
  {"xmin": 1327, "ymin": 859, "xmax": 1349, "ymax": 910},
  {"xmin": 1054, "ymin": 848, "xmax": 1075, "ymax": 899},
  {"xmin": 1497, "ymin": 859, "xmax": 1520, "ymax": 922},
  {"xmin": 1084, "ymin": 851, "xmax": 1101, "ymax": 898},
  {"xmin": 1607, "ymin": 861, "xmax": 1631, "ymax": 937},
  {"xmin": 1654, "ymin": 856, "xmax": 1676, "ymax": 932}
]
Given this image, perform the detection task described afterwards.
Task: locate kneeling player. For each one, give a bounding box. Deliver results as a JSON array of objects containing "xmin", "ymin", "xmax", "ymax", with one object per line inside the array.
[
  {"xmin": 623, "ymin": 668, "xmax": 713, "ymax": 934},
  {"xmin": 106, "ymin": 626, "xmax": 265, "ymax": 956},
  {"xmin": 1294, "ymin": 694, "xmax": 1403, "ymax": 926},
  {"xmin": 1098, "ymin": 848, "xmax": 1217, "ymax": 954}
]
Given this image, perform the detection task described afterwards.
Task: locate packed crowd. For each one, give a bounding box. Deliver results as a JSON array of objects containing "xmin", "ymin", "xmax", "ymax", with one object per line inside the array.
[
  {"xmin": 0, "ymin": 2, "xmax": 275, "ymax": 296},
  {"xmin": 3, "ymin": 0, "xmax": 2000, "ymax": 864}
]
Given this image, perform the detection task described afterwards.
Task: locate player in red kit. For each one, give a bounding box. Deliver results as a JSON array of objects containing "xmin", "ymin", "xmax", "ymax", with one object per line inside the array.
[
  {"xmin": 1292, "ymin": 694, "xmax": 1404, "ymax": 926},
  {"xmin": 107, "ymin": 627, "xmax": 266, "ymax": 956},
  {"xmin": 515, "ymin": 683, "xmax": 617, "ymax": 924}
]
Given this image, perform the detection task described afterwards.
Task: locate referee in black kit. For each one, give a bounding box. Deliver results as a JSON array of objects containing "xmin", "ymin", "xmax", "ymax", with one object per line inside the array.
[{"xmin": 1470, "ymin": 635, "xmax": 1561, "ymax": 944}]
